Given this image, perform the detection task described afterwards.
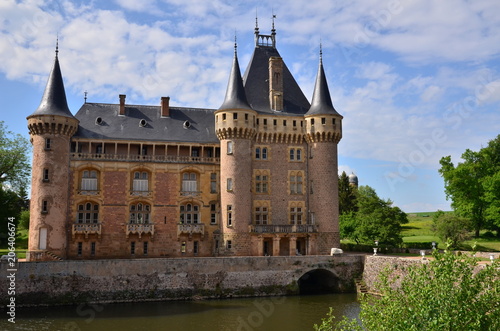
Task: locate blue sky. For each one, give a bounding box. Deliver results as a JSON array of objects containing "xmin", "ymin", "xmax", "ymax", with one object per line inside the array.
[{"xmin": 1, "ymin": 0, "xmax": 500, "ymax": 212}]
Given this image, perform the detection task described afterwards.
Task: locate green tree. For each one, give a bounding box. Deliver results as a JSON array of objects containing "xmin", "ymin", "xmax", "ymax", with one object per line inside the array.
[
  {"xmin": 439, "ymin": 134, "xmax": 500, "ymax": 237},
  {"xmin": 0, "ymin": 121, "xmax": 31, "ymax": 192},
  {"xmin": 315, "ymin": 251, "xmax": 500, "ymax": 331},
  {"xmin": 432, "ymin": 211, "xmax": 472, "ymax": 249},
  {"xmin": 340, "ymin": 185, "xmax": 408, "ymax": 246},
  {"xmin": 338, "ymin": 171, "xmax": 357, "ymax": 215}
]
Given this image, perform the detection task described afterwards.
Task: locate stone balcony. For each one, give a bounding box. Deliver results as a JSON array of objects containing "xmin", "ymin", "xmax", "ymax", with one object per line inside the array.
[
  {"xmin": 126, "ymin": 223, "xmax": 155, "ymax": 239},
  {"xmin": 177, "ymin": 223, "xmax": 205, "ymax": 239},
  {"xmin": 72, "ymin": 223, "xmax": 102, "ymax": 239},
  {"xmin": 249, "ymin": 224, "xmax": 318, "ymax": 234}
]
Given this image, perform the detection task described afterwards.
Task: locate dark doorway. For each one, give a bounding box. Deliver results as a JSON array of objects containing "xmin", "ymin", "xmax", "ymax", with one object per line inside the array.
[{"xmin": 298, "ymin": 269, "xmax": 339, "ymax": 295}]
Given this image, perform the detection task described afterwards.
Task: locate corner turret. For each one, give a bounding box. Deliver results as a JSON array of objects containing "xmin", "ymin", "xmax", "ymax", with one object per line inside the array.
[{"xmin": 27, "ymin": 44, "xmax": 79, "ymax": 261}]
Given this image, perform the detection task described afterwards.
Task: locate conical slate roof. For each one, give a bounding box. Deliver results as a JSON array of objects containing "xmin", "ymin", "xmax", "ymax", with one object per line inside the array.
[
  {"xmin": 306, "ymin": 54, "xmax": 341, "ymax": 116},
  {"xmin": 218, "ymin": 45, "xmax": 252, "ymax": 111},
  {"xmin": 29, "ymin": 50, "xmax": 74, "ymax": 118}
]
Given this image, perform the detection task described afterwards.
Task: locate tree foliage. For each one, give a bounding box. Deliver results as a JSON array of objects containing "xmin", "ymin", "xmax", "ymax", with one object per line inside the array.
[
  {"xmin": 315, "ymin": 251, "xmax": 500, "ymax": 331},
  {"xmin": 439, "ymin": 134, "xmax": 500, "ymax": 237},
  {"xmin": 340, "ymin": 185, "xmax": 408, "ymax": 246},
  {"xmin": 0, "ymin": 121, "xmax": 31, "ymax": 193},
  {"xmin": 338, "ymin": 171, "xmax": 357, "ymax": 215},
  {"xmin": 432, "ymin": 210, "xmax": 472, "ymax": 249}
]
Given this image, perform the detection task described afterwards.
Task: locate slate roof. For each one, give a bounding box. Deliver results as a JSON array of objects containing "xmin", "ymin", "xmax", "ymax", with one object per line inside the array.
[
  {"xmin": 28, "ymin": 54, "xmax": 75, "ymax": 119},
  {"xmin": 218, "ymin": 47, "xmax": 252, "ymax": 111},
  {"xmin": 242, "ymin": 45, "xmax": 311, "ymax": 116},
  {"xmin": 73, "ymin": 103, "xmax": 218, "ymax": 144},
  {"xmin": 306, "ymin": 56, "xmax": 341, "ymax": 117}
]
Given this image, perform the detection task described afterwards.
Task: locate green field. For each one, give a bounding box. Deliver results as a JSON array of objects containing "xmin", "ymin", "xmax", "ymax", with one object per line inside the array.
[{"xmin": 403, "ymin": 211, "xmax": 500, "ymax": 251}]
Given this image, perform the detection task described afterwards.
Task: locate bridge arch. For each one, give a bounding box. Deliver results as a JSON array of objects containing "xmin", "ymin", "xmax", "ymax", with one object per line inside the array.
[{"xmin": 297, "ymin": 269, "xmax": 340, "ymax": 295}]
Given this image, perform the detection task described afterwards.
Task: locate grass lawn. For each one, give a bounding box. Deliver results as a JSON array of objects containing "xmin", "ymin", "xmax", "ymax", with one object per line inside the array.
[
  {"xmin": 402, "ymin": 211, "xmax": 500, "ymax": 252},
  {"xmin": 0, "ymin": 228, "xmax": 28, "ymax": 259}
]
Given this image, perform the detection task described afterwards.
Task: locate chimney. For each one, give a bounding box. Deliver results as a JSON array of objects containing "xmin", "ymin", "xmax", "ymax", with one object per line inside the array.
[
  {"xmin": 119, "ymin": 94, "xmax": 126, "ymax": 115},
  {"xmin": 269, "ymin": 57, "xmax": 283, "ymax": 111},
  {"xmin": 161, "ymin": 96, "xmax": 170, "ymax": 117}
]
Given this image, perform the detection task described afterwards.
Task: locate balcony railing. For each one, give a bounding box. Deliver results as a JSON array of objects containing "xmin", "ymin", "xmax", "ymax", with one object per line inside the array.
[
  {"xmin": 126, "ymin": 223, "xmax": 155, "ymax": 239},
  {"xmin": 177, "ymin": 223, "xmax": 205, "ymax": 239},
  {"xmin": 249, "ymin": 224, "xmax": 318, "ymax": 234},
  {"xmin": 71, "ymin": 153, "xmax": 220, "ymax": 164},
  {"xmin": 72, "ymin": 223, "xmax": 102, "ymax": 239}
]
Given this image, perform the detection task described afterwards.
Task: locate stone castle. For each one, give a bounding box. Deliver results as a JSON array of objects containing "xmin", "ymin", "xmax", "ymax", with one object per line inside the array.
[{"xmin": 26, "ymin": 23, "xmax": 343, "ymax": 261}]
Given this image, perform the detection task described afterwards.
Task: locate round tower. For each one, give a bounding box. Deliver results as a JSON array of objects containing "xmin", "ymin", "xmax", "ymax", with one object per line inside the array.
[
  {"xmin": 304, "ymin": 50, "xmax": 343, "ymax": 254},
  {"xmin": 215, "ymin": 43, "xmax": 257, "ymax": 256},
  {"xmin": 26, "ymin": 46, "xmax": 79, "ymax": 261}
]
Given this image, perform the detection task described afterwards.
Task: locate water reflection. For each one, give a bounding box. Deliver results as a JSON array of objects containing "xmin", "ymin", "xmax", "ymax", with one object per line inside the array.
[{"xmin": 0, "ymin": 294, "xmax": 359, "ymax": 331}]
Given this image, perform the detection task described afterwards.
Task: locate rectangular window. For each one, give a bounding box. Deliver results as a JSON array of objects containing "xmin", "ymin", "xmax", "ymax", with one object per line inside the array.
[
  {"xmin": 262, "ymin": 148, "xmax": 267, "ymax": 160},
  {"xmin": 233, "ymin": 113, "xmax": 238, "ymax": 120},
  {"xmin": 193, "ymin": 241, "xmax": 199, "ymax": 254},
  {"xmin": 311, "ymin": 118, "xmax": 315, "ymax": 125},
  {"xmin": 263, "ymin": 119, "xmax": 268, "ymax": 125},
  {"xmin": 255, "ymin": 206, "xmax": 268, "ymax": 225},
  {"xmin": 322, "ymin": 117, "xmax": 326, "ymax": 125},
  {"xmin": 77, "ymin": 242, "xmax": 83, "ymax": 256},
  {"xmin": 130, "ymin": 242, "xmax": 136, "ymax": 255},
  {"xmin": 45, "ymin": 138, "xmax": 51, "ymax": 150},
  {"xmin": 90, "ymin": 242, "xmax": 96, "ymax": 256},
  {"xmin": 255, "ymin": 147, "xmax": 261, "ymax": 159},
  {"xmin": 227, "ymin": 240, "xmax": 232, "ymax": 249},
  {"xmin": 290, "ymin": 173, "xmax": 304, "ymax": 194},
  {"xmin": 42, "ymin": 200, "xmax": 48, "ymax": 213},
  {"xmin": 273, "ymin": 119, "xmax": 277, "ymax": 126},
  {"xmin": 210, "ymin": 203, "xmax": 217, "ymax": 224},
  {"xmin": 43, "ymin": 168, "xmax": 49, "ymax": 182},
  {"xmin": 255, "ymin": 174, "xmax": 269, "ymax": 193},
  {"xmin": 181, "ymin": 241, "xmax": 186, "ymax": 253},
  {"xmin": 332, "ymin": 118, "xmax": 336, "ymax": 125},
  {"xmin": 227, "ymin": 141, "xmax": 233, "ymax": 155},
  {"xmin": 143, "ymin": 242, "xmax": 148, "ymax": 255},
  {"xmin": 290, "ymin": 149, "xmax": 295, "ymax": 161},
  {"xmin": 227, "ymin": 178, "xmax": 233, "ymax": 191},
  {"xmin": 210, "ymin": 173, "xmax": 217, "ymax": 193},
  {"xmin": 222, "ymin": 113, "xmax": 227, "ymax": 121},
  {"xmin": 245, "ymin": 113, "xmax": 248, "ymax": 121},
  {"xmin": 296, "ymin": 149, "xmax": 302, "ymax": 161},
  {"xmin": 227, "ymin": 205, "xmax": 232, "ymax": 227},
  {"xmin": 182, "ymin": 173, "xmax": 197, "ymax": 192},
  {"xmin": 283, "ymin": 120, "xmax": 287, "ymax": 126}
]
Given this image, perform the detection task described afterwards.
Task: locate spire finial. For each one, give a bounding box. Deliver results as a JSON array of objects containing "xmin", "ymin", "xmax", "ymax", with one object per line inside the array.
[
  {"xmin": 84, "ymin": 90, "xmax": 88, "ymax": 103},
  {"xmin": 320, "ymin": 41, "xmax": 323, "ymax": 63},
  {"xmin": 234, "ymin": 33, "xmax": 237, "ymax": 55},
  {"xmin": 55, "ymin": 35, "xmax": 59, "ymax": 57},
  {"xmin": 272, "ymin": 13, "xmax": 276, "ymax": 33}
]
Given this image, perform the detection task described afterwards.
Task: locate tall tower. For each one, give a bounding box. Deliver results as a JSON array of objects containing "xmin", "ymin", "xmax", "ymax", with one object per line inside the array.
[
  {"xmin": 215, "ymin": 43, "xmax": 257, "ymax": 256},
  {"xmin": 305, "ymin": 50, "xmax": 343, "ymax": 254},
  {"xmin": 26, "ymin": 45, "xmax": 79, "ymax": 261}
]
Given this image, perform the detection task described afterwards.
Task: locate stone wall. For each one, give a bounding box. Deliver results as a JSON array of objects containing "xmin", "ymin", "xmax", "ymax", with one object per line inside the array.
[{"xmin": 0, "ymin": 255, "xmax": 364, "ymax": 308}]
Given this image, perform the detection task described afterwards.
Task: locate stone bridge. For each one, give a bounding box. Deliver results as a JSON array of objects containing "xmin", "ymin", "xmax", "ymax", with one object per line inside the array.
[{"xmin": 0, "ymin": 255, "xmax": 364, "ymax": 307}]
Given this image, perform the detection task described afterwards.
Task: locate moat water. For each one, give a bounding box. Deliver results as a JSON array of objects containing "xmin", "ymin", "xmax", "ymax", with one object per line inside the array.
[{"xmin": 1, "ymin": 294, "xmax": 359, "ymax": 331}]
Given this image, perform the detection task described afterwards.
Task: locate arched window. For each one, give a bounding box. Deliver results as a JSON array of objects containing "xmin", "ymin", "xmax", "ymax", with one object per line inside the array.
[
  {"xmin": 180, "ymin": 203, "xmax": 199, "ymax": 224},
  {"xmin": 77, "ymin": 202, "xmax": 99, "ymax": 223},
  {"xmin": 182, "ymin": 172, "xmax": 197, "ymax": 192},
  {"xmin": 129, "ymin": 202, "xmax": 151, "ymax": 224},
  {"xmin": 132, "ymin": 171, "xmax": 149, "ymax": 192},
  {"xmin": 81, "ymin": 170, "xmax": 98, "ymax": 192}
]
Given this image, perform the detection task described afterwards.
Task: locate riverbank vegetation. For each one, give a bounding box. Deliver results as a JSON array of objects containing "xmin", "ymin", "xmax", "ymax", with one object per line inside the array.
[{"xmin": 314, "ymin": 250, "xmax": 500, "ymax": 331}]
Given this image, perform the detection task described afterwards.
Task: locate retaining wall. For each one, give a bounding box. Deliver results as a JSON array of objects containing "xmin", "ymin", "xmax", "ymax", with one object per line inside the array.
[{"xmin": 0, "ymin": 255, "xmax": 364, "ymax": 307}]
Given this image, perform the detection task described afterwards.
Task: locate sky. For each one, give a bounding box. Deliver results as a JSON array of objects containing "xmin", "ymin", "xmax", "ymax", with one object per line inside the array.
[{"xmin": 1, "ymin": 0, "xmax": 500, "ymax": 213}]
